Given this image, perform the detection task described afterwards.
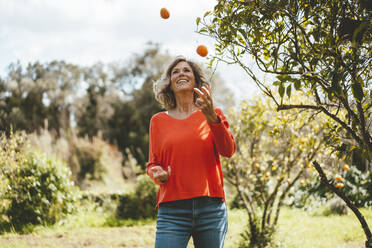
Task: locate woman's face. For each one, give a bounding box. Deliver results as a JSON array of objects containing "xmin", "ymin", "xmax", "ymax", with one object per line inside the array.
[{"xmin": 170, "ymin": 61, "xmax": 196, "ymax": 94}]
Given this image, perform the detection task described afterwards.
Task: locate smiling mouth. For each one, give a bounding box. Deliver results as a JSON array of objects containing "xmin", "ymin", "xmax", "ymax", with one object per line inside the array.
[{"xmin": 177, "ymin": 79, "xmax": 188, "ymax": 84}]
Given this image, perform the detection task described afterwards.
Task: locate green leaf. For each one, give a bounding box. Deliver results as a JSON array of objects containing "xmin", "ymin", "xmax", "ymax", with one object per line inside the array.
[
  {"xmin": 286, "ymin": 85, "xmax": 292, "ymax": 98},
  {"xmin": 196, "ymin": 17, "xmax": 201, "ymax": 26},
  {"xmin": 279, "ymin": 84, "xmax": 285, "ymax": 98},
  {"xmin": 199, "ymin": 27, "xmax": 208, "ymax": 34},
  {"xmin": 327, "ymin": 91, "xmax": 334, "ymax": 101},
  {"xmin": 351, "ymin": 82, "xmax": 364, "ymax": 102},
  {"xmin": 277, "ymin": 74, "xmax": 288, "ymax": 82},
  {"xmin": 294, "ymin": 80, "xmax": 301, "ymax": 90},
  {"xmin": 331, "ymin": 78, "xmax": 342, "ymax": 95}
]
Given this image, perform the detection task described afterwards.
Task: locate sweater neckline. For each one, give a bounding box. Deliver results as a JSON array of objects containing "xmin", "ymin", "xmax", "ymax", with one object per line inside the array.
[{"xmin": 163, "ymin": 109, "xmax": 200, "ymax": 121}]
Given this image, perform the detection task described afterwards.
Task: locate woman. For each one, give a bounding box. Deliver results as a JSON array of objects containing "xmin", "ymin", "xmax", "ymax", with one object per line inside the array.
[{"xmin": 147, "ymin": 56, "xmax": 235, "ymax": 248}]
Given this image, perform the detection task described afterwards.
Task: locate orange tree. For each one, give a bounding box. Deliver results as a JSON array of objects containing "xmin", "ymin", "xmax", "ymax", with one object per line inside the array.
[
  {"xmin": 197, "ymin": 0, "xmax": 371, "ymax": 159},
  {"xmin": 198, "ymin": 0, "xmax": 371, "ymax": 246},
  {"xmin": 222, "ymin": 96, "xmax": 325, "ymax": 247}
]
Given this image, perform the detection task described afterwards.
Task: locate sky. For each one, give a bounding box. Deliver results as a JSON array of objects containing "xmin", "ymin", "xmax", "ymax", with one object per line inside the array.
[{"xmin": 0, "ymin": 0, "xmax": 261, "ymax": 101}]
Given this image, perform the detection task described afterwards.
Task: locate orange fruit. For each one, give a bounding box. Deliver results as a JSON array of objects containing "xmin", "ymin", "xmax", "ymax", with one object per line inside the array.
[
  {"xmin": 335, "ymin": 175, "xmax": 342, "ymax": 182},
  {"xmin": 253, "ymin": 163, "xmax": 260, "ymax": 169},
  {"xmin": 300, "ymin": 180, "xmax": 305, "ymax": 185},
  {"xmin": 343, "ymin": 164, "xmax": 350, "ymax": 171},
  {"xmin": 196, "ymin": 45, "xmax": 208, "ymax": 57},
  {"xmin": 336, "ymin": 183, "xmax": 344, "ymax": 188},
  {"xmin": 160, "ymin": 8, "xmax": 170, "ymax": 19},
  {"xmin": 286, "ymin": 178, "xmax": 291, "ymax": 184}
]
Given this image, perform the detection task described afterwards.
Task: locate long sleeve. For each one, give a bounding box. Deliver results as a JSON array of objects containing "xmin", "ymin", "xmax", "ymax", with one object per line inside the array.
[
  {"xmin": 146, "ymin": 116, "xmax": 164, "ymax": 185},
  {"xmin": 208, "ymin": 108, "xmax": 236, "ymax": 158}
]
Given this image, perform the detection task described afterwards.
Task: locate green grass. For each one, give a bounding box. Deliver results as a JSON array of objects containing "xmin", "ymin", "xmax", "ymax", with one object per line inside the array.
[
  {"xmin": 274, "ymin": 207, "xmax": 372, "ymax": 248},
  {"xmin": 0, "ymin": 207, "xmax": 371, "ymax": 248}
]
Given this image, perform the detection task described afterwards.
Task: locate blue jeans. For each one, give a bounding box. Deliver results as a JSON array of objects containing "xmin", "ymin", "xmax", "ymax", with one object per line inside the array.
[{"xmin": 155, "ymin": 196, "xmax": 228, "ymax": 248}]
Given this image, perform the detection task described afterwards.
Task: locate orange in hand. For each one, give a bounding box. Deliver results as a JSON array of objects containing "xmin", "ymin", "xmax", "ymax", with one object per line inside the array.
[
  {"xmin": 160, "ymin": 8, "xmax": 170, "ymax": 19},
  {"xmin": 196, "ymin": 45, "xmax": 208, "ymax": 57}
]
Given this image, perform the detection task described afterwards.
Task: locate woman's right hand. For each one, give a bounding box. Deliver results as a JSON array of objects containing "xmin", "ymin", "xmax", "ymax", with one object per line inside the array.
[{"xmin": 149, "ymin": 166, "xmax": 171, "ymax": 183}]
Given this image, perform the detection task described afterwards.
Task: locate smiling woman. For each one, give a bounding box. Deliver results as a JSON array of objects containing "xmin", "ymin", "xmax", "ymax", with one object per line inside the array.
[
  {"xmin": 154, "ymin": 56, "xmax": 210, "ymax": 111},
  {"xmin": 148, "ymin": 56, "xmax": 236, "ymax": 248}
]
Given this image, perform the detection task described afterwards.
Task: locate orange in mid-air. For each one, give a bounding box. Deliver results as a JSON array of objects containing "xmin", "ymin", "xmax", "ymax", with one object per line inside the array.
[
  {"xmin": 160, "ymin": 8, "xmax": 170, "ymax": 19},
  {"xmin": 196, "ymin": 45, "xmax": 208, "ymax": 57},
  {"xmin": 343, "ymin": 164, "xmax": 350, "ymax": 171}
]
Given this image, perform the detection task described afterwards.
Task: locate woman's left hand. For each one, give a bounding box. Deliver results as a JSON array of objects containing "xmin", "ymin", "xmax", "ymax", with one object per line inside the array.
[{"xmin": 194, "ymin": 85, "xmax": 219, "ymax": 124}]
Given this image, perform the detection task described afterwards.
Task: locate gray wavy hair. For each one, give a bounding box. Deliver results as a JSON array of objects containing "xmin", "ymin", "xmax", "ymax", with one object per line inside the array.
[{"xmin": 153, "ymin": 56, "xmax": 210, "ymax": 110}]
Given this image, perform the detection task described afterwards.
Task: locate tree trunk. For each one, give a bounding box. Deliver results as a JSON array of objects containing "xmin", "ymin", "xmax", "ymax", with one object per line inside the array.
[{"xmin": 366, "ymin": 239, "xmax": 372, "ymax": 248}]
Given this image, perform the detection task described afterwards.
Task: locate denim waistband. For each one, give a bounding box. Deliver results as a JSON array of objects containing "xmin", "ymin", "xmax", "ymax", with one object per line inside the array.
[{"xmin": 159, "ymin": 196, "xmax": 222, "ymax": 209}]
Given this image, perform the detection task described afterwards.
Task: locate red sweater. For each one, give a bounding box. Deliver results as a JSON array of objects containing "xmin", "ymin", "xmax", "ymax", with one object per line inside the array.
[{"xmin": 146, "ymin": 108, "xmax": 235, "ymax": 207}]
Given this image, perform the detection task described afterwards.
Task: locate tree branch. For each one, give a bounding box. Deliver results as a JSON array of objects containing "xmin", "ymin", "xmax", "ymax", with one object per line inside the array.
[{"xmin": 276, "ymin": 103, "xmax": 366, "ymax": 150}]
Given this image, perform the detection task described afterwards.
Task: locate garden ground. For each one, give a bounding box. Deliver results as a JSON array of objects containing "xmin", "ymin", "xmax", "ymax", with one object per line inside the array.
[{"xmin": 0, "ymin": 207, "xmax": 371, "ymax": 248}]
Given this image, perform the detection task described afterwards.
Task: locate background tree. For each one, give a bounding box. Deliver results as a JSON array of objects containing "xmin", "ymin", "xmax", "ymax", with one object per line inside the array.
[
  {"xmin": 75, "ymin": 62, "xmax": 114, "ymax": 139},
  {"xmin": 0, "ymin": 61, "xmax": 82, "ymax": 134},
  {"xmin": 223, "ymin": 94, "xmax": 325, "ymax": 247}
]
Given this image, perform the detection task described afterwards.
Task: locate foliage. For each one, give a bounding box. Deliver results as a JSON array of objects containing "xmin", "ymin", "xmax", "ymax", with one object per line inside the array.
[
  {"xmin": 221, "ymin": 95, "xmax": 327, "ymax": 247},
  {"xmin": 198, "ymin": 0, "xmax": 372, "ymax": 161},
  {"xmin": 0, "ymin": 131, "xmax": 78, "ymax": 228},
  {"xmin": 325, "ymin": 198, "xmax": 348, "ymax": 216},
  {"xmin": 70, "ymin": 136, "xmax": 106, "ymax": 185},
  {"xmin": 116, "ymin": 175, "xmax": 157, "ymax": 219},
  {"xmin": 28, "ymin": 127, "xmax": 125, "ymax": 192},
  {"xmin": 292, "ymin": 163, "xmax": 372, "ymax": 208},
  {"xmin": 239, "ymin": 219, "xmax": 275, "ymax": 248},
  {"xmin": 0, "ymin": 61, "xmax": 82, "ymax": 134}
]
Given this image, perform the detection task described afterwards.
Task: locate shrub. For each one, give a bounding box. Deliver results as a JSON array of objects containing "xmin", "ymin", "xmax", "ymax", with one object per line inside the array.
[
  {"xmin": 324, "ymin": 198, "xmax": 348, "ymax": 216},
  {"xmin": 290, "ymin": 165, "xmax": 372, "ymax": 209},
  {"xmin": 73, "ymin": 141, "xmax": 105, "ymax": 182},
  {"xmin": 29, "ymin": 128, "xmax": 124, "ymax": 191},
  {"xmin": 116, "ymin": 175, "xmax": 157, "ymax": 219},
  {"xmin": 0, "ymin": 131, "xmax": 78, "ymax": 227},
  {"xmin": 239, "ymin": 219, "xmax": 275, "ymax": 248}
]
